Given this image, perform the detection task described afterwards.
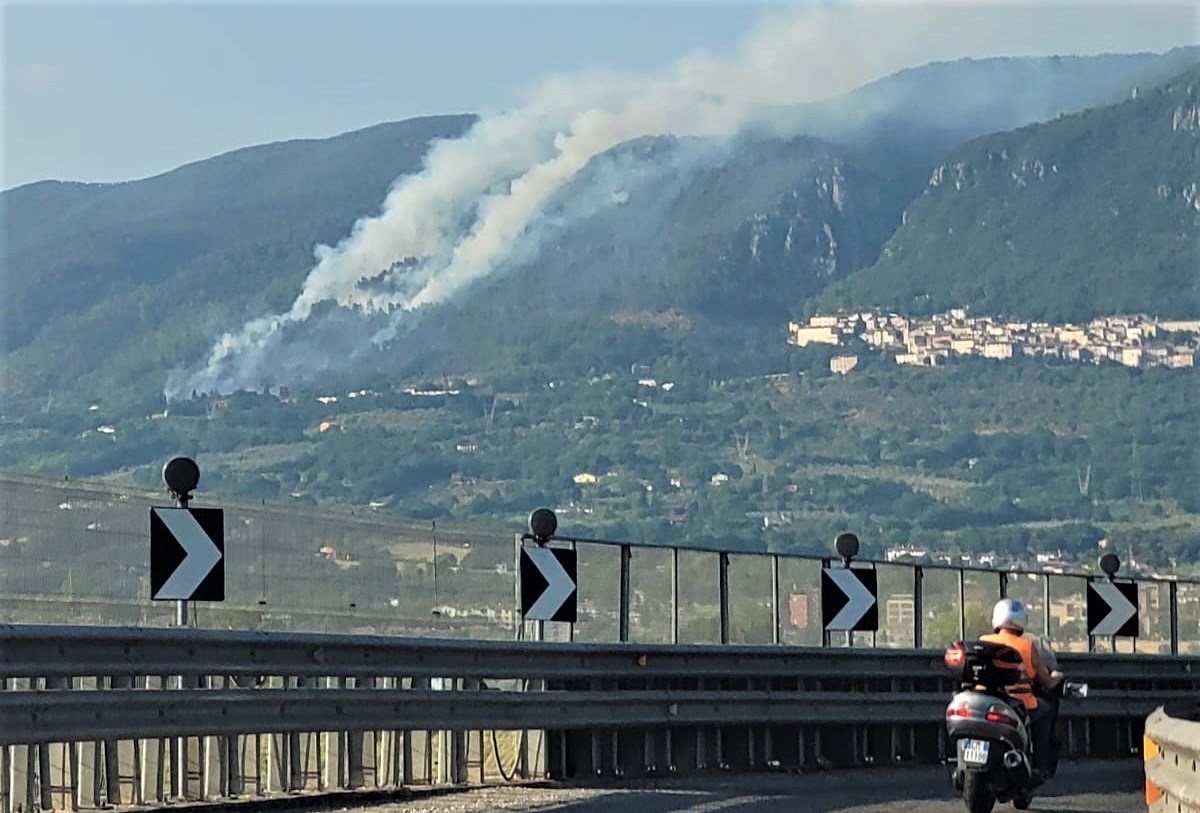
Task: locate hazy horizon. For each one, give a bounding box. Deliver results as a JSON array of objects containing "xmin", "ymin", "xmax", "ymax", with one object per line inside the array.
[{"xmin": 3, "ymin": 1, "xmax": 1197, "ymax": 190}]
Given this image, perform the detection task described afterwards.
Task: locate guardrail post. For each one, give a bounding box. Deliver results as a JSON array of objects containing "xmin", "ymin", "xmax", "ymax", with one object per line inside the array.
[
  {"xmin": 289, "ymin": 724, "xmax": 304, "ymax": 791},
  {"xmin": 37, "ymin": 739, "xmax": 51, "ymax": 810},
  {"xmin": 619, "ymin": 545, "xmax": 632, "ymax": 644},
  {"xmin": 345, "ymin": 677, "xmax": 366, "ymax": 789},
  {"xmin": 24, "ymin": 742, "xmax": 36, "ymax": 813},
  {"xmin": 890, "ymin": 677, "xmax": 901, "ymax": 763},
  {"xmin": 0, "ymin": 745, "xmax": 8, "ymax": 813},
  {"xmin": 228, "ymin": 676, "xmax": 254, "ymax": 796},
  {"xmin": 589, "ymin": 710, "xmax": 602, "ymax": 776},
  {"xmin": 104, "ymin": 676, "xmax": 128, "ymax": 805},
  {"xmin": 795, "ymin": 709, "xmax": 806, "ymax": 772},
  {"xmin": 999, "ymin": 571, "xmax": 1008, "ymax": 599},
  {"xmin": 719, "ymin": 551, "xmax": 730, "ymax": 646},
  {"xmin": 1, "ymin": 734, "xmax": 9, "ymax": 813},
  {"xmin": 609, "ymin": 726, "xmax": 620, "ymax": 778},
  {"xmin": 401, "ymin": 723, "xmax": 413, "ymax": 787}
]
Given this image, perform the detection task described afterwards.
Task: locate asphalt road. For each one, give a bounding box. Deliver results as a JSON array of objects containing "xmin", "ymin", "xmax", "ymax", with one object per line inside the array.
[{"xmin": 360, "ymin": 761, "xmax": 1144, "ymax": 813}]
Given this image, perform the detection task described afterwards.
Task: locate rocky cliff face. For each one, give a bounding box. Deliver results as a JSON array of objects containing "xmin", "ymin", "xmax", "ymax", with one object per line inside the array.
[
  {"xmin": 708, "ymin": 157, "xmax": 891, "ymax": 311},
  {"xmin": 450, "ymin": 135, "xmax": 899, "ymax": 329},
  {"xmin": 823, "ymin": 64, "xmax": 1200, "ymax": 322}
]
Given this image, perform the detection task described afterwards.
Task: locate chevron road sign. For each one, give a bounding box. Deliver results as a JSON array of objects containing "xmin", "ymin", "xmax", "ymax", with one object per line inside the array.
[
  {"xmin": 150, "ymin": 507, "xmax": 224, "ymax": 601},
  {"xmin": 821, "ymin": 566, "xmax": 878, "ymax": 632},
  {"xmin": 1087, "ymin": 579, "xmax": 1138, "ymax": 637},
  {"xmin": 520, "ymin": 544, "xmax": 577, "ymax": 623}
]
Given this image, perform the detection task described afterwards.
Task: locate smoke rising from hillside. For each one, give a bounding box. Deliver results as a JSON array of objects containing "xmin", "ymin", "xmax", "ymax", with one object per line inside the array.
[{"xmin": 170, "ymin": 3, "xmax": 1189, "ymax": 398}]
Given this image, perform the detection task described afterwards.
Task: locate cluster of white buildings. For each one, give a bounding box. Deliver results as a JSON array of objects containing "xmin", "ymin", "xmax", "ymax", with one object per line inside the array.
[{"xmin": 789, "ymin": 310, "xmax": 1200, "ymax": 370}]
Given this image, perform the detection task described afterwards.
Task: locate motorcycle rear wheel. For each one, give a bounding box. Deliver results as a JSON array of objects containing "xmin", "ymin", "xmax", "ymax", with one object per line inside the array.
[{"xmin": 962, "ymin": 773, "xmax": 997, "ymax": 813}]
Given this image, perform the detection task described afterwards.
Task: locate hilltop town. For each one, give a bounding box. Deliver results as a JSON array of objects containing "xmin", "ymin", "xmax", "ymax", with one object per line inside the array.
[{"xmin": 789, "ymin": 310, "xmax": 1200, "ymax": 371}]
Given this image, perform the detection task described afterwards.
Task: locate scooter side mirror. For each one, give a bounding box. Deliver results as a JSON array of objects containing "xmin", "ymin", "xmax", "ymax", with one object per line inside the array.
[{"xmin": 1063, "ymin": 681, "xmax": 1088, "ymax": 699}]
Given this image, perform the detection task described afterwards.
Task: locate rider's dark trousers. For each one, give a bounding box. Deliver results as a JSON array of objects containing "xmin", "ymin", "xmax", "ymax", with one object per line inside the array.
[{"xmin": 1028, "ymin": 700, "xmax": 1055, "ymax": 772}]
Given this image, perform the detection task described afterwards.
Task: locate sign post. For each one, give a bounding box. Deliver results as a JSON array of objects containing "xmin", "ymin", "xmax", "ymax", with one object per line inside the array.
[{"xmin": 151, "ymin": 455, "xmax": 226, "ymax": 802}]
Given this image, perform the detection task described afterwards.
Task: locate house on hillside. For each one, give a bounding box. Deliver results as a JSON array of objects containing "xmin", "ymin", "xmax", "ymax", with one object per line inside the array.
[{"xmin": 830, "ymin": 355, "xmax": 859, "ymax": 375}]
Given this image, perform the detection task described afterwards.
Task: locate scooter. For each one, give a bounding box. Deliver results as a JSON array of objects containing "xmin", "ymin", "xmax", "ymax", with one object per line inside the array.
[{"xmin": 943, "ymin": 639, "xmax": 1087, "ymax": 813}]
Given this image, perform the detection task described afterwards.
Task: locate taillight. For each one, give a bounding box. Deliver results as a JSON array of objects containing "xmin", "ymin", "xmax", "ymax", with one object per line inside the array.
[
  {"xmin": 946, "ymin": 707, "xmax": 973, "ymax": 718},
  {"xmin": 985, "ymin": 704, "xmax": 1019, "ymax": 726}
]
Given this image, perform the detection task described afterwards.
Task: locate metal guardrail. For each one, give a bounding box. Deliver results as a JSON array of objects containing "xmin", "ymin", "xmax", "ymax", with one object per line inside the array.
[
  {"xmin": 1, "ymin": 625, "xmax": 1198, "ymax": 813},
  {"xmin": 1145, "ymin": 701, "xmax": 1200, "ymax": 813},
  {"xmin": 6, "ymin": 686, "xmax": 1191, "ymax": 747},
  {"xmin": 3, "ymin": 624, "xmax": 1198, "ymax": 681}
]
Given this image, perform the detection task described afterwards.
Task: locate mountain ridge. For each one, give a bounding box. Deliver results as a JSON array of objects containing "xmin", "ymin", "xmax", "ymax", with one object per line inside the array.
[
  {"xmin": 822, "ymin": 62, "xmax": 1200, "ymax": 321},
  {"xmin": 3, "ymin": 52, "xmax": 1197, "ymax": 404}
]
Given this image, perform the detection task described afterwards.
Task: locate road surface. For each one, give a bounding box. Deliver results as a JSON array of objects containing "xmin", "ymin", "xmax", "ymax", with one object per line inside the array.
[{"xmin": 355, "ymin": 761, "xmax": 1143, "ymax": 813}]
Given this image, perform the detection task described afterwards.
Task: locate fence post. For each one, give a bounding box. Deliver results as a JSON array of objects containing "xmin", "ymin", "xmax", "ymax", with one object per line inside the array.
[
  {"xmin": 821, "ymin": 557, "xmax": 831, "ymax": 647},
  {"xmin": 671, "ymin": 547, "xmax": 680, "ymax": 646},
  {"xmin": 1043, "ymin": 574, "xmax": 1052, "ymax": 639},
  {"xmin": 913, "ymin": 567, "xmax": 924, "ymax": 649},
  {"xmin": 771, "ymin": 554, "xmax": 781, "ymax": 646},
  {"xmin": 1168, "ymin": 581, "xmax": 1179, "ymax": 655},
  {"xmin": 719, "ymin": 552, "xmax": 730, "ymax": 646},
  {"xmin": 618, "ymin": 545, "xmax": 632, "ymax": 644},
  {"xmin": 957, "ymin": 570, "xmax": 966, "ymax": 641}
]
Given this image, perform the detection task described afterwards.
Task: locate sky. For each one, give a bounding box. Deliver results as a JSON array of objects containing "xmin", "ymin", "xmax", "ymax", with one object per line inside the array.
[{"xmin": 2, "ymin": 1, "xmax": 1197, "ymax": 190}]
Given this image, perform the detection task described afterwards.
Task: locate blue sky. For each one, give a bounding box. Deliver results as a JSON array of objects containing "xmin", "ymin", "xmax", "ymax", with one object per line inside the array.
[{"xmin": 3, "ymin": 1, "xmax": 1196, "ymax": 189}]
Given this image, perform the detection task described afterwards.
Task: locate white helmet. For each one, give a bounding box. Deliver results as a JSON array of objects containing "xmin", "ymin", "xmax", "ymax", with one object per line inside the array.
[{"xmin": 992, "ymin": 598, "xmax": 1028, "ymax": 632}]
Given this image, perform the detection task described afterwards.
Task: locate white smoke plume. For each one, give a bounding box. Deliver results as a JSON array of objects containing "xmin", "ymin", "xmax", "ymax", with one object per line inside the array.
[{"xmin": 171, "ymin": 2, "xmax": 1191, "ymax": 398}]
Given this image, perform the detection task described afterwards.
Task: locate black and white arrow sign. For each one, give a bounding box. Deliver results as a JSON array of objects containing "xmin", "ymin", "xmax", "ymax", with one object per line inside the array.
[
  {"xmin": 150, "ymin": 507, "xmax": 224, "ymax": 601},
  {"xmin": 1087, "ymin": 579, "xmax": 1138, "ymax": 637},
  {"xmin": 821, "ymin": 567, "xmax": 878, "ymax": 632},
  {"xmin": 520, "ymin": 544, "xmax": 577, "ymax": 623}
]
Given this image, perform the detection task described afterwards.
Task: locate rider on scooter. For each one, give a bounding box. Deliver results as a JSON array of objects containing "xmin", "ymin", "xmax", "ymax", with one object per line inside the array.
[{"xmin": 980, "ymin": 598, "xmax": 1064, "ymax": 779}]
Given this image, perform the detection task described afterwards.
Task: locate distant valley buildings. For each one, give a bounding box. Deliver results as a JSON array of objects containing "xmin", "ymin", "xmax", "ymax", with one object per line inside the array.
[{"xmin": 789, "ymin": 309, "xmax": 1199, "ymax": 370}]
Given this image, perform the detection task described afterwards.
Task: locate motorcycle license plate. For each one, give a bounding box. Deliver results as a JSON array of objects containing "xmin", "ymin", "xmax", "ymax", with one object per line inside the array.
[{"xmin": 962, "ymin": 739, "xmax": 990, "ymax": 765}]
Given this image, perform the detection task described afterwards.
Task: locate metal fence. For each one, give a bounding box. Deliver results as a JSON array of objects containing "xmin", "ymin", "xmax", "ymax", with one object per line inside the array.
[{"xmin": 2, "ymin": 472, "xmax": 1198, "ymax": 652}]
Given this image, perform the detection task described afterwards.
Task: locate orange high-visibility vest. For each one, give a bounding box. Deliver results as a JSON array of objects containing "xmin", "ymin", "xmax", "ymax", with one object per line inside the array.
[{"xmin": 981, "ymin": 630, "xmax": 1037, "ymax": 710}]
